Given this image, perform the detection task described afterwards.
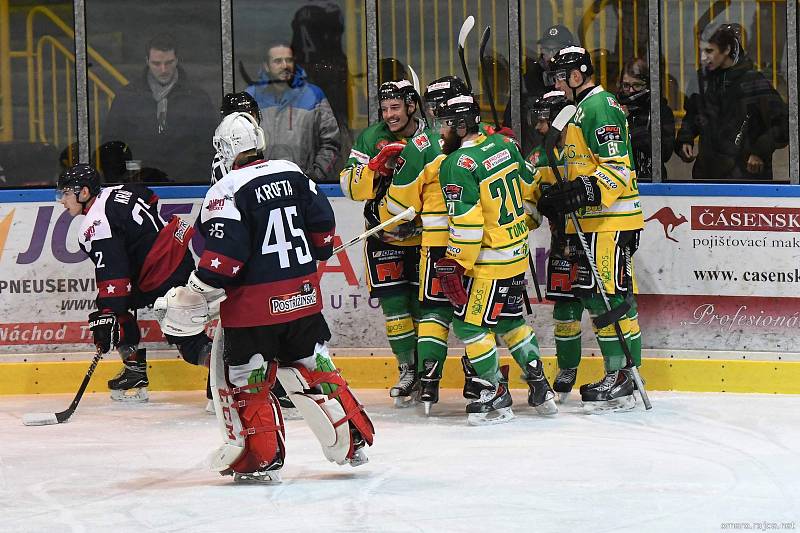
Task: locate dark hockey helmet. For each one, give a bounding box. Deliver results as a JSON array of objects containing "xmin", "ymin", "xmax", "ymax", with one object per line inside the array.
[
  {"xmin": 56, "ymin": 163, "xmax": 101, "ymax": 201},
  {"xmin": 437, "ymin": 93, "xmax": 481, "ymax": 133},
  {"xmin": 220, "ymin": 91, "xmax": 262, "ymax": 124},
  {"xmin": 423, "ymin": 76, "xmax": 470, "ymax": 118},
  {"xmin": 529, "ymin": 90, "xmax": 570, "ymax": 126},
  {"xmin": 545, "ymin": 46, "xmax": 594, "ymax": 86},
  {"xmin": 378, "ymin": 79, "xmax": 419, "ymax": 106}
]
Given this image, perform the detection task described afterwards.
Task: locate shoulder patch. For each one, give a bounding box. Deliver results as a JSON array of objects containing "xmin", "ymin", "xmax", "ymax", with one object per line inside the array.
[
  {"xmin": 442, "ymin": 183, "xmax": 463, "ymax": 201},
  {"xmin": 483, "ymin": 148, "xmax": 511, "ymax": 171},
  {"xmin": 456, "ymin": 154, "xmax": 477, "ymax": 171},
  {"xmin": 606, "ymin": 97, "xmax": 624, "ymax": 112},
  {"xmin": 595, "ymin": 125, "xmax": 622, "ymax": 145},
  {"xmin": 412, "ymin": 133, "xmax": 431, "ymax": 151}
]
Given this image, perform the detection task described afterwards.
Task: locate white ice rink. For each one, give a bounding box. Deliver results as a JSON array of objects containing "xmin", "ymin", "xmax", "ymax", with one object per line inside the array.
[{"xmin": 1, "ymin": 389, "xmax": 799, "ymax": 533}]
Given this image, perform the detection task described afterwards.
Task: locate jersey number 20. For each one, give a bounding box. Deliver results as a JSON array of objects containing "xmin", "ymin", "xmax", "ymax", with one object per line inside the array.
[{"xmin": 262, "ymin": 206, "xmax": 312, "ymax": 268}]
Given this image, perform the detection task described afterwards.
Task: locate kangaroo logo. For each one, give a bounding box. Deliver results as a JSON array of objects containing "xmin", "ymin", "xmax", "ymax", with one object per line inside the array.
[{"xmin": 645, "ymin": 207, "xmax": 687, "ymax": 242}]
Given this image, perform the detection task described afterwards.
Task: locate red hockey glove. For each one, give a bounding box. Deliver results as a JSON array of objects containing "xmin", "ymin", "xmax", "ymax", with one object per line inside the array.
[
  {"xmin": 493, "ymin": 126, "xmax": 517, "ymax": 139},
  {"xmin": 434, "ymin": 258, "xmax": 468, "ymax": 307},
  {"xmin": 367, "ymin": 142, "xmax": 405, "ymax": 176}
]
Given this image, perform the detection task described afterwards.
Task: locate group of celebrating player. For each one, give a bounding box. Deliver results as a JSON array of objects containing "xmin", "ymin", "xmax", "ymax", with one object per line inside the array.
[
  {"xmin": 341, "ymin": 45, "xmax": 644, "ymax": 423},
  {"xmin": 54, "ymin": 44, "xmax": 643, "ymax": 483}
]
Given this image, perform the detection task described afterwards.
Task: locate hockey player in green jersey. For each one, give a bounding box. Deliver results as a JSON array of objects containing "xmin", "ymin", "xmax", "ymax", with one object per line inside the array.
[
  {"xmin": 434, "ymin": 93, "xmax": 557, "ymax": 425},
  {"xmin": 339, "ymin": 80, "xmax": 425, "ymax": 406},
  {"xmin": 538, "ymin": 47, "xmax": 643, "ymax": 413},
  {"xmin": 526, "ymin": 90, "xmax": 591, "ymax": 403}
]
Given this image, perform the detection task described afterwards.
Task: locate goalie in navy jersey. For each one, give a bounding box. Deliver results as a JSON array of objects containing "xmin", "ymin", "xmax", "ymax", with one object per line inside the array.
[
  {"xmin": 56, "ymin": 164, "xmax": 212, "ymax": 402},
  {"xmin": 154, "ymin": 112, "xmax": 374, "ymax": 484}
]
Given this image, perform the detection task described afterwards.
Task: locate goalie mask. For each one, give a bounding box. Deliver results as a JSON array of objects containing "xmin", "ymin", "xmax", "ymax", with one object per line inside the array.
[{"xmin": 212, "ymin": 112, "xmax": 266, "ymax": 174}]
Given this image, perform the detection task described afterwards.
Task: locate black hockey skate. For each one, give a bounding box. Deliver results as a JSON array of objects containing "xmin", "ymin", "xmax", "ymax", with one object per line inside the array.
[
  {"xmin": 233, "ymin": 456, "xmax": 283, "ymax": 484},
  {"xmin": 419, "ymin": 359, "xmax": 441, "ymax": 416},
  {"xmin": 580, "ymin": 369, "xmax": 636, "ymax": 414},
  {"xmin": 461, "ymin": 355, "xmax": 482, "ymax": 400},
  {"xmin": 108, "ymin": 347, "xmax": 148, "ymax": 402},
  {"xmin": 524, "ymin": 359, "xmax": 558, "ymax": 415},
  {"xmin": 389, "ymin": 362, "xmax": 418, "ymax": 407},
  {"xmin": 465, "ymin": 366, "xmax": 514, "ymax": 426},
  {"xmin": 554, "ymin": 367, "xmax": 578, "ymax": 403}
]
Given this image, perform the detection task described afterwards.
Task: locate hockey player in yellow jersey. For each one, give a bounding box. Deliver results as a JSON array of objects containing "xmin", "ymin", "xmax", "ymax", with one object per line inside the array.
[
  {"xmin": 339, "ymin": 80, "xmax": 424, "ymax": 407},
  {"xmin": 538, "ymin": 47, "xmax": 643, "ymax": 413},
  {"xmin": 434, "ymin": 93, "xmax": 557, "ymax": 425}
]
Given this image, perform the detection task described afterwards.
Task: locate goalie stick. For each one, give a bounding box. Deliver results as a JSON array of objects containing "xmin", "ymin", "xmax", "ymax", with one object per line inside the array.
[
  {"xmin": 22, "ymin": 346, "xmax": 105, "ymax": 426},
  {"xmin": 544, "ymin": 105, "xmax": 652, "ymax": 410},
  {"xmin": 333, "ymin": 206, "xmax": 416, "ymax": 254}
]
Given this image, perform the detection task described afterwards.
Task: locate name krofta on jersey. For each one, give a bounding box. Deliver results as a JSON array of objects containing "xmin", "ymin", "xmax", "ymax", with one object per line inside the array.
[
  {"xmin": 439, "ymin": 134, "xmax": 534, "ymax": 279},
  {"xmin": 563, "ymin": 85, "xmax": 644, "ymax": 233}
]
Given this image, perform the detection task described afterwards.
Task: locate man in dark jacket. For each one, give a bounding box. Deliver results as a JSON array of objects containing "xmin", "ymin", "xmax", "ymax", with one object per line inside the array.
[
  {"xmin": 246, "ymin": 42, "xmax": 341, "ymax": 183},
  {"xmin": 102, "ymin": 34, "xmax": 216, "ymax": 183},
  {"xmin": 676, "ymin": 24, "xmax": 788, "ymax": 180}
]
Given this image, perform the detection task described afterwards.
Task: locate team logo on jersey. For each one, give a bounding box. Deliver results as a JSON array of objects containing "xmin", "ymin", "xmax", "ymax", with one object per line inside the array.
[
  {"xmin": 606, "ymin": 97, "xmax": 624, "ymax": 111},
  {"xmin": 270, "ymin": 282, "xmax": 318, "ymax": 315},
  {"xmin": 595, "ymin": 125, "xmax": 622, "ymax": 145},
  {"xmin": 413, "ymin": 134, "xmax": 431, "ymax": 151},
  {"xmin": 442, "ymin": 184, "xmax": 463, "ymax": 201},
  {"xmin": 457, "ymin": 155, "xmax": 477, "ymax": 171},
  {"xmin": 83, "ymin": 220, "xmax": 101, "ymax": 242},
  {"xmin": 529, "ymin": 151, "xmax": 541, "ymax": 165},
  {"xmin": 483, "ymin": 149, "xmax": 511, "ymax": 171},
  {"xmin": 205, "ymin": 197, "xmax": 226, "ymax": 211},
  {"xmin": 394, "ymin": 156, "xmax": 405, "ymax": 173}
]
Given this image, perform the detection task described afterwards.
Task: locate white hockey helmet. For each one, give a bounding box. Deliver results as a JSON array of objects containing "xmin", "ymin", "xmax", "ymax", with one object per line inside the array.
[{"xmin": 212, "ymin": 111, "xmax": 266, "ymax": 175}]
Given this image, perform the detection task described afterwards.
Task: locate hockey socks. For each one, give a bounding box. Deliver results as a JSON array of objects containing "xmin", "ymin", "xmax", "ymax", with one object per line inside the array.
[
  {"xmin": 553, "ymin": 300, "xmax": 584, "ymax": 369},
  {"xmin": 379, "ymin": 293, "xmax": 418, "ymax": 366},
  {"xmin": 582, "ymin": 293, "xmax": 633, "ymax": 372},
  {"xmin": 494, "ymin": 318, "xmax": 541, "ymax": 370}
]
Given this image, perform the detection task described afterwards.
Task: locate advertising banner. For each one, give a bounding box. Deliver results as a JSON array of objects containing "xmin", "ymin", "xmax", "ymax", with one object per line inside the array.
[{"xmin": 0, "ymin": 188, "xmax": 796, "ymax": 355}]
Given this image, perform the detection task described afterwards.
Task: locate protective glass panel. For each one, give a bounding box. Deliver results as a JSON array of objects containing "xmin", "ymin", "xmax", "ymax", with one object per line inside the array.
[
  {"xmin": 1, "ymin": 2, "xmax": 78, "ymax": 187},
  {"xmin": 376, "ymin": 0, "xmax": 510, "ymax": 132},
  {"xmin": 86, "ymin": 0, "xmax": 222, "ymax": 184},
  {"xmin": 662, "ymin": 0, "xmax": 790, "ymax": 182},
  {"xmin": 520, "ymin": 0, "xmax": 655, "ymax": 174},
  {"xmin": 233, "ymin": 0, "xmax": 367, "ymax": 183}
]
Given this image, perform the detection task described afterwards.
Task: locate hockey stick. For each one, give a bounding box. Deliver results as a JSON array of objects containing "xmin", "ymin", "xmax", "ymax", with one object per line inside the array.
[
  {"xmin": 22, "ymin": 346, "xmax": 105, "ymax": 426},
  {"xmin": 544, "ymin": 105, "xmax": 652, "ymax": 410},
  {"xmin": 478, "ymin": 26, "xmax": 501, "ymax": 128},
  {"xmin": 333, "ymin": 206, "xmax": 416, "ymax": 254},
  {"xmin": 458, "ymin": 16, "xmax": 476, "ymax": 91},
  {"xmin": 407, "ymin": 65, "xmax": 427, "ymax": 129},
  {"xmin": 476, "ymin": 26, "xmax": 541, "ymax": 304}
]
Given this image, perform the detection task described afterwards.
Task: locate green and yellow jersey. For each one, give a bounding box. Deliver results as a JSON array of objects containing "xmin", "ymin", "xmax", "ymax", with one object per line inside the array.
[
  {"xmin": 562, "ymin": 85, "xmax": 644, "ymax": 233},
  {"xmin": 438, "ymin": 133, "xmax": 533, "ymax": 279}
]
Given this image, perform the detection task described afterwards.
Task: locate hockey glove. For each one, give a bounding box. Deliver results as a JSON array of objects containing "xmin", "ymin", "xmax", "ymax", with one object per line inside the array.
[
  {"xmin": 367, "ymin": 142, "xmax": 405, "ymax": 177},
  {"xmin": 434, "ymin": 258, "xmax": 468, "ymax": 307},
  {"xmin": 88, "ymin": 310, "xmax": 119, "ymax": 353},
  {"xmin": 364, "ymin": 199, "xmax": 419, "ymax": 243},
  {"xmin": 538, "ymin": 175, "xmax": 601, "ymax": 217}
]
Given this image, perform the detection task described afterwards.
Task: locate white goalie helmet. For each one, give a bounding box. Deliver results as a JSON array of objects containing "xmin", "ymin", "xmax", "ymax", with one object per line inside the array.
[{"xmin": 212, "ymin": 111, "xmax": 266, "ymax": 175}]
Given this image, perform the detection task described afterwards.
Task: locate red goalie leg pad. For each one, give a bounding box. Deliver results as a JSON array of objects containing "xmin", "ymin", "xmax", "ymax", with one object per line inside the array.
[
  {"xmin": 302, "ymin": 367, "xmax": 375, "ymax": 450},
  {"xmin": 229, "ymin": 364, "xmax": 286, "ymax": 474}
]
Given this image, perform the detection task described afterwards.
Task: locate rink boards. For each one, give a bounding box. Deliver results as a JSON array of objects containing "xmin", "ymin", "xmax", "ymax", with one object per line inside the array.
[{"xmin": 1, "ymin": 183, "xmax": 799, "ymax": 394}]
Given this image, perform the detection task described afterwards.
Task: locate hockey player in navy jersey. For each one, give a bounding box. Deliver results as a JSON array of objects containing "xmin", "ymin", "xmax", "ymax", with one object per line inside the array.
[
  {"xmin": 56, "ymin": 164, "xmax": 212, "ymax": 402},
  {"xmin": 155, "ymin": 112, "xmax": 373, "ymax": 483}
]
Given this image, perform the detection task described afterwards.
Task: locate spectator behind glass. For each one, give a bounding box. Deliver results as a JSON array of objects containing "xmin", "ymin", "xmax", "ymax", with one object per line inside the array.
[
  {"xmin": 102, "ymin": 33, "xmax": 216, "ymax": 183},
  {"xmin": 675, "ymin": 24, "xmax": 788, "ymax": 180},
  {"xmin": 504, "ymin": 24, "xmax": 575, "ymax": 154},
  {"xmin": 245, "ymin": 42, "xmax": 341, "ymax": 183},
  {"xmin": 617, "ymin": 57, "xmax": 675, "ymax": 181}
]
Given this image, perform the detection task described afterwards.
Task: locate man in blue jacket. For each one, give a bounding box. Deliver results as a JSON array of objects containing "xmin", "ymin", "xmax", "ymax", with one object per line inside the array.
[{"xmin": 246, "ymin": 42, "xmax": 341, "ymax": 182}]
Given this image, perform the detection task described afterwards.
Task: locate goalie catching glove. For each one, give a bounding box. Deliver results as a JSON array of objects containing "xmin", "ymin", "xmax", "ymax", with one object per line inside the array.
[
  {"xmin": 434, "ymin": 258, "xmax": 468, "ymax": 307},
  {"xmin": 538, "ymin": 175, "xmax": 601, "ymax": 219},
  {"xmin": 154, "ymin": 271, "xmax": 227, "ymax": 337}
]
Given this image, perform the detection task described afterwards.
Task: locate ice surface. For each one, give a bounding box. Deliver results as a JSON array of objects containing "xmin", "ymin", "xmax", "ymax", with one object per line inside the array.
[{"xmin": 1, "ymin": 390, "xmax": 798, "ymax": 533}]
